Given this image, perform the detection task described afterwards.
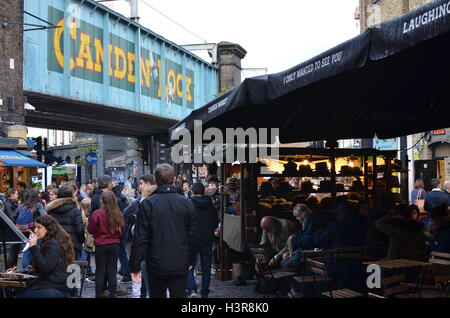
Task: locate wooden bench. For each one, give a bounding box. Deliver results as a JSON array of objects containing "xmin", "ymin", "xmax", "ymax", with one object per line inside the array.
[
  {"xmin": 368, "ymin": 274, "xmax": 411, "ymax": 298},
  {"xmin": 324, "ymin": 288, "xmax": 365, "ymax": 298},
  {"xmin": 68, "ymin": 260, "xmax": 88, "ymax": 298},
  {"xmin": 427, "ymin": 252, "xmax": 450, "ymax": 298},
  {"xmin": 315, "ymin": 246, "xmax": 366, "ymax": 298},
  {"xmin": 250, "ymin": 248, "xmax": 299, "ymax": 298}
]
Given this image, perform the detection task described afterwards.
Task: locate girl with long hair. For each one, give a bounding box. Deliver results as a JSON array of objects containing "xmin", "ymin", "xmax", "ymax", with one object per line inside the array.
[
  {"xmin": 87, "ymin": 191, "xmax": 125, "ymax": 298},
  {"xmin": 21, "ymin": 215, "xmax": 74, "ymax": 298}
]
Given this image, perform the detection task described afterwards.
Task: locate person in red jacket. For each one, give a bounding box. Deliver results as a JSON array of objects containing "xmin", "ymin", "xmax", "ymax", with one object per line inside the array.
[{"xmin": 88, "ymin": 191, "xmax": 125, "ymax": 298}]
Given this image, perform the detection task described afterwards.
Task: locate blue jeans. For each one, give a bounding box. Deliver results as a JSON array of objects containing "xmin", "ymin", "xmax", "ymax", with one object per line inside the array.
[
  {"xmin": 79, "ymin": 250, "xmax": 94, "ymax": 274},
  {"xmin": 186, "ymin": 243, "xmax": 213, "ymax": 298},
  {"xmin": 140, "ymin": 260, "xmax": 150, "ymax": 298},
  {"xmin": 21, "ymin": 243, "xmax": 32, "ymax": 269},
  {"xmin": 21, "ymin": 287, "xmax": 67, "ymax": 298},
  {"xmin": 119, "ymin": 231, "xmax": 131, "ymax": 280}
]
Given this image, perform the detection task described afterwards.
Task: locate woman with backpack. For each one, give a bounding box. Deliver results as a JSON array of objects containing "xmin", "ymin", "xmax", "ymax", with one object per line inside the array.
[
  {"xmin": 15, "ymin": 189, "xmax": 46, "ymax": 269},
  {"xmin": 88, "ymin": 191, "xmax": 125, "ymax": 298},
  {"xmin": 45, "ymin": 185, "xmax": 85, "ymax": 258}
]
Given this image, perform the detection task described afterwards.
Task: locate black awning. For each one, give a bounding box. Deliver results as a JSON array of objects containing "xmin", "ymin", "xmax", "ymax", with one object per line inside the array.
[
  {"xmin": 169, "ymin": 76, "xmax": 268, "ymax": 139},
  {"xmin": 270, "ymin": 0, "xmax": 450, "ymax": 143},
  {"xmin": 267, "ymin": 30, "xmax": 371, "ymax": 101},
  {"xmin": 370, "ymin": 0, "xmax": 450, "ymax": 60},
  {"xmin": 169, "ymin": 0, "xmax": 450, "ymax": 144}
]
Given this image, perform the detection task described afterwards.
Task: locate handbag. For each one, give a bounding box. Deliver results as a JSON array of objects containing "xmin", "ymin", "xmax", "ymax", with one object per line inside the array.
[{"xmin": 416, "ymin": 190, "xmax": 425, "ymax": 213}]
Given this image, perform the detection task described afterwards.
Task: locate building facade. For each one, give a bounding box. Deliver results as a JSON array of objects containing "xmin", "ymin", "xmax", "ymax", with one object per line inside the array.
[
  {"xmin": 0, "ymin": 0, "xmax": 25, "ymax": 134},
  {"xmin": 358, "ymin": 0, "xmax": 449, "ymax": 193}
]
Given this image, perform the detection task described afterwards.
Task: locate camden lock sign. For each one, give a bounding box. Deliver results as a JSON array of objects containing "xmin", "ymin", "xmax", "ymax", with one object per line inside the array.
[{"xmin": 47, "ymin": 6, "xmax": 194, "ymax": 108}]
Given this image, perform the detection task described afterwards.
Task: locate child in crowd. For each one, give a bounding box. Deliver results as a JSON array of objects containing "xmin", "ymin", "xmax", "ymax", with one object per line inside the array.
[{"xmin": 80, "ymin": 198, "xmax": 95, "ymax": 276}]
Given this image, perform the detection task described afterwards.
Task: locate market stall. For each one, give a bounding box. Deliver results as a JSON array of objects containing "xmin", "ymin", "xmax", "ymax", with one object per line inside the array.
[
  {"xmin": 214, "ymin": 147, "xmax": 407, "ymax": 280},
  {"xmin": 0, "ymin": 148, "xmax": 47, "ymax": 193},
  {"xmin": 169, "ymin": 0, "xmax": 450, "ymax": 281}
]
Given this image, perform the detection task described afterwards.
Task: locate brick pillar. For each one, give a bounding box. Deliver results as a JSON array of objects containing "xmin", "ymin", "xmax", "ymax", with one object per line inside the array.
[
  {"xmin": 402, "ymin": 0, "xmax": 410, "ymax": 13},
  {"xmin": 0, "ymin": 0, "xmax": 24, "ymax": 135},
  {"xmin": 217, "ymin": 42, "xmax": 247, "ymax": 92}
]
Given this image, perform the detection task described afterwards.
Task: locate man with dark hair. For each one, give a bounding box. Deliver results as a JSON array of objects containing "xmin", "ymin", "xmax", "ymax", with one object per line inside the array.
[
  {"xmin": 16, "ymin": 182, "xmax": 27, "ymax": 203},
  {"xmin": 129, "ymin": 164, "xmax": 197, "ymax": 298},
  {"xmin": 140, "ymin": 174, "xmax": 155, "ymax": 185},
  {"xmin": 123, "ymin": 174, "xmax": 155, "ymax": 297},
  {"xmin": 186, "ymin": 183, "xmax": 219, "ymax": 298},
  {"xmin": 91, "ymin": 175, "xmax": 114, "ymax": 213},
  {"xmin": 182, "ymin": 181, "xmax": 191, "ymax": 198},
  {"xmin": 424, "ymin": 179, "xmax": 448, "ymax": 212}
]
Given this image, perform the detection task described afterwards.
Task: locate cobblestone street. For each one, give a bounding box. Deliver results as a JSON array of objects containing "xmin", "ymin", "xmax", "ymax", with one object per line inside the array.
[
  {"xmin": 81, "ymin": 275, "xmax": 261, "ymax": 299},
  {"xmin": 80, "ymin": 254, "xmax": 261, "ymax": 298}
]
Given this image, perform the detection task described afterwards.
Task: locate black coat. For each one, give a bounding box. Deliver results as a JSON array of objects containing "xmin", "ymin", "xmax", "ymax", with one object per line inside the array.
[
  {"xmin": 424, "ymin": 190, "xmax": 448, "ymax": 212},
  {"xmin": 90, "ymin": 188, "xmax": 103, "ymax": 213},
  {"xmin": 30, "ymin": 237, "xmax": 69, "ymax": 292},
  {"xmin": 129, "ymin": 185, "xmax": 197, "ymax": 275},
  {"xmin": 190, "ymin": 195, "xmax": 219, "ymax": 245},
  {"xmin": 46, "ymin": 198, "xmax": 85, "ymax": 253},
  {"xmin": 4, "ymin": 199, "xmax": 19, "ymax": 222},
  {"xmin": 116, "ymin": 193, "xmax": 128, "ymax": 213}
]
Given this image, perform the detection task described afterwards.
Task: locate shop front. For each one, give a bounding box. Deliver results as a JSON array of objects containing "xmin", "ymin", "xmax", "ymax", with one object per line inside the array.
[
  {"xmin": 0, "ymin": 148, "xmax": 47, "ymax": 193},
  {"xmin": 413, "ymin": 129, "xmax": 450, "ymax": 191},
  {"xmin": 214, "ymin": 147, "xmax": 406, "ymax": 281}
]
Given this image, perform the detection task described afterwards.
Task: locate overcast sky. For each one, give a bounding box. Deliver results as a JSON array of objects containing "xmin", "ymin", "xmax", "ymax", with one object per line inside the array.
[{"xmin": 104, "ymin": 0, "xmax": 360, "ymax": 75}]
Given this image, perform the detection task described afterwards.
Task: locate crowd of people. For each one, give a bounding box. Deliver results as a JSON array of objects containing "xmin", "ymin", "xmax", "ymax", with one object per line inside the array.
[
  {"xmin": 1, "ymin": 165, "xmax": 220, "ymax": 299},
  {"xmin": 255, "ymin": 177, "xmax": 450, "ymax": 295},
  {"xmin": 3, "ymin": 167, "xmax": 450, "ymax": 298}
]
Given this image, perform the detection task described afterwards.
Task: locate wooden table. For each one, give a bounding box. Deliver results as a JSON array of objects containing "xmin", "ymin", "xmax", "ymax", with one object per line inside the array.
[
  {"xmin": 363, "ymin": 259, "xmax": 431, "ymax": 297},
  {"xmin": 0, "ymin": 273, "xmax": 37, "ymax": 298},
  {"xmin": 363, "ymin": 259, "xmax": 431, "ymax": 269}
]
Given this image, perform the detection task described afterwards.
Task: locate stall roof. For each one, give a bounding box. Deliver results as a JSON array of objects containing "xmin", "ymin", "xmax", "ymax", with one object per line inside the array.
[
  {"xmin": 15, "ymin": 150, "xmax": 37, "ymax": 157},
  {"xmin": 170, "ymin": 0, "xmax": 450, "ymax": 144},
  {"xmin": 169, "ymin": 76, "xmax": 268, "ymax": 137},
  {"xmin": 0, "ymin": 150, "xmax": 47, "ymax": 168}
]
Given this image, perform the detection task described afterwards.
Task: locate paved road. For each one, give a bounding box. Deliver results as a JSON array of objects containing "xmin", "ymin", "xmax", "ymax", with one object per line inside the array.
[{"xmin": 80, "ymin": 253, "xmax": 261, "ymax": 298}]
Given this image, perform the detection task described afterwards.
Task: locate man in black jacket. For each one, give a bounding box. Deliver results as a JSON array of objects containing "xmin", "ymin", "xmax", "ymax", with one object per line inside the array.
[
  {"xmin": 90, "ymin": 176, "xmax": 114, "ymax": 213},
  {"xmin": 129, "ymin": 164, "xmax": 197, "ymax": 298},
  {"xmin": 186, "ymin": 183, "xmax": 219, "ymax": 298},
  {"xmin": 123, "ymin": 174, "xmax": 155, "ymax": 297},
  {"xmin": 424, "ymin": 179, "xmax": 448, "ymax": 212}
]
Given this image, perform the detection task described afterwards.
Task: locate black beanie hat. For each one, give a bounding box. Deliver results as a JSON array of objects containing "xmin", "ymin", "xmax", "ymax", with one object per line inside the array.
[{"xmin": 191, "ymin": 183, "xmax": 205, "ymax": 195}]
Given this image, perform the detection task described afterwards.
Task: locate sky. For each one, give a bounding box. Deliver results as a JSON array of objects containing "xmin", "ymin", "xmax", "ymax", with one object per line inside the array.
[
  {"xmin": 104, "ymin": 0, "xmax": 361, "ymax": 75},
  {"xmin": 29, "ymin": 0, "xmax": 360, "ymax": 137}
]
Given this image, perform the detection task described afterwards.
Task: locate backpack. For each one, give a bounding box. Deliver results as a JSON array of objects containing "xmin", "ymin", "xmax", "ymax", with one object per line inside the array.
[{"xmin": 15, "ymin": 207, "xmax": 35, "ymax": 233}]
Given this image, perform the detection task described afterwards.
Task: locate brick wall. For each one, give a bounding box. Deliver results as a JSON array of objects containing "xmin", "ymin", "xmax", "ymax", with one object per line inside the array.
[
  {"xmin": 217, "ymin": 42, "xmax": 247, "ymax": 92},
  {"xmin": 359, "ymin": 0, "xmax": 432, "ymax": 31},
  {"xmin": 359, "ymin": 0, "xmax": 436, "ymax": 161},
  {"xmin": 0, "ymin": 0, "xmax": 24, "ymax": 132}
]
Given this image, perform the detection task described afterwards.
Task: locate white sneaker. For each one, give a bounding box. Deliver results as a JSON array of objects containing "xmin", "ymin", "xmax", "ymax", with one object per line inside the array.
[{"xmin": 189, "ymin": 291, "xmax": 199, "ymax": 298}]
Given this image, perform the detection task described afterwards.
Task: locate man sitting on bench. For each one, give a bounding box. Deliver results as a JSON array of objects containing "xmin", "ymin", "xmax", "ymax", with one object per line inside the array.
[{"xmin": 257, "ymin": 216, "xmax": 297, "ymax": 271}]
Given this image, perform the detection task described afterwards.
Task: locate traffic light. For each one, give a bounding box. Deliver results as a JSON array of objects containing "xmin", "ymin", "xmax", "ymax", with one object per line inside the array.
[
  {"xmin": 136, "ymin": 138, "xmax": 149, "ymax": 166},
  {"xmin": 32, "ymin": 136, "xmax": 43, "ymax": 162}
]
